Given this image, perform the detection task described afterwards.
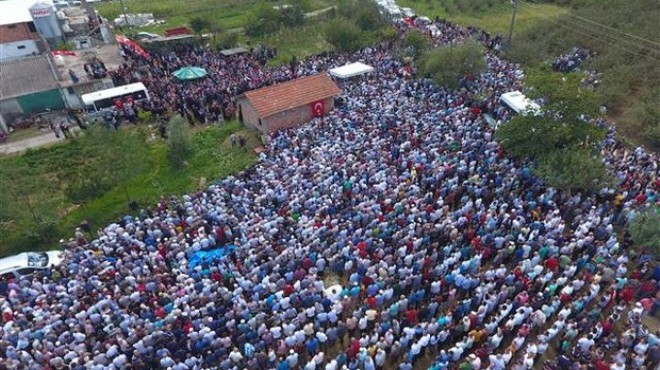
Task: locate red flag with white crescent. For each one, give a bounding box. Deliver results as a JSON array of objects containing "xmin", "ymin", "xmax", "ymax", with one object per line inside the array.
[{"xmin": 311, "ymin": 100, "xmax": 325, "ymax": 117}]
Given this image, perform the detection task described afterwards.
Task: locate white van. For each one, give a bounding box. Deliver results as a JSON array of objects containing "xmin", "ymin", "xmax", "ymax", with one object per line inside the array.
[{"xmin": 0, "ymin": 251, "xmax": 65, "ymax": 280}]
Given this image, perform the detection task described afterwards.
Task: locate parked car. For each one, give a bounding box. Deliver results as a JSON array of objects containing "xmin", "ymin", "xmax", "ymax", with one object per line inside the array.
[
  {"xmin": 135, "ymin": 32, "xmax": 160, "ymax": 40},
  {"xmin": 0, "ymin": 251, "xmax": 65, "ymax": 280}
]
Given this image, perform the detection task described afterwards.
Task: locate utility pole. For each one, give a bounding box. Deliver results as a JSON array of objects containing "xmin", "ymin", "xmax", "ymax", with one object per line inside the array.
[
  {"xmin": 118, "ymin": 0, "xmax": 130, "ymax": 30},
  {"xmin": 507, "ymin": 0, "xmax": 519, "ymax": 49}
]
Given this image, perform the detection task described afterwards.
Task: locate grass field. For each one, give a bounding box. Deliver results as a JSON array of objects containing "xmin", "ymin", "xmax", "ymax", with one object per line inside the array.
[
  {"xmin": 396, "ymin": 0, "xmax": 567, "ymax": 35},
  {"xmin": 94, "ymin": 0, "xmax": 335, "ymax": 34},
  {"xmin": 0, "ymin": 121, "xmax": 259, "ymax": 256}
]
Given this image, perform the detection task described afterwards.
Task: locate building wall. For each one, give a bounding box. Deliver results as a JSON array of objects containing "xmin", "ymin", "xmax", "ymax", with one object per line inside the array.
[
  {"xmin": 265, "ymin": 97, "xmax": 335, "ymax": 133},
  {"xmin": 0, "ymin": 99, "xmax": 24, "ymax": 127},
  {"xmin": 239, "ymin": 96, "xmax": 336, "ymax": 134},
  {"xmin": 237, "ymin": 97, "xmax": 266, "ymax": 132},
  {"xmin": 16, "ymin": 89, "xmax": 65, "ymax": 114},
  {"xmin": 0, "ymin": 40, "xmax": 39, "ymax": 59},
  {"xmin": 0, "ymin": 22, "xmax": 40, "ymax": 44}
]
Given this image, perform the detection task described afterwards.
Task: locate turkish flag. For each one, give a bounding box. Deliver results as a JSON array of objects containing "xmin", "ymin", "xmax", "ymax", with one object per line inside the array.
[{"xmin": 311, "ymin": 100, "xmax": 325, "ymax": 117}]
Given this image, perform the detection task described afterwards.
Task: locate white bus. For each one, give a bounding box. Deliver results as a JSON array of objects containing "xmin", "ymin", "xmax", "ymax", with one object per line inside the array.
[
  {"xmin": 499, "ymin": 91, "xmax": 541, "ymax": 116},
  {"xmin": 81, "ymin": 82, "xmax": 150, "ymax": 114}
]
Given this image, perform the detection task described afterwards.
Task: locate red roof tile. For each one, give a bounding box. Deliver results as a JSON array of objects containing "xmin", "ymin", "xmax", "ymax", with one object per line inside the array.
[{"xmin": 242, "ymin": 74, "xmax": 341, "ymax": 118}]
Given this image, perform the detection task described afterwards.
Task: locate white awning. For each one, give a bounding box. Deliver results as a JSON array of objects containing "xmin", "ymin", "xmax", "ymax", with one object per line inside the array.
[
  {"xmin": 328, "ymin": 62, "xmax": 374, "ymax": 79},
  {"xmin": 500, "ymin": 91, "xmax": 541, "ymax": 115}
]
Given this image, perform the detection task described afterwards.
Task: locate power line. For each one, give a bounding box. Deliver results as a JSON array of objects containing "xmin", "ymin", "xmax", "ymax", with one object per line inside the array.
[
  {"xmin": 522, "ymin": 0, "xmax": 660, "ymax": 48},
  {"xmin": 516, "ymin": 0, "xmax": 660, "ymax": 62},
  {"xmin": 548, "ymin": 13, "xmax": 660, "ymax": 56}
]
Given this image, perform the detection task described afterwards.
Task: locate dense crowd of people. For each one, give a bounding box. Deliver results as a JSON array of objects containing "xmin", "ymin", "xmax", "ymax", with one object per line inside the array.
[
  {"xmin": 109, "ymin": 43, "xmax": 304, "ymax": 126},
  {"xmin": 1, "ymin": 13, "xmax": 659, "ymax": 370}
]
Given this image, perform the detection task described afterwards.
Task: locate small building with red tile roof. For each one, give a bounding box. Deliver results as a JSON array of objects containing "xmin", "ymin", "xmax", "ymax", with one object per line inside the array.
[{"xmin": 236, "ymin": 73, "xmax": 341, "ymax": 134}]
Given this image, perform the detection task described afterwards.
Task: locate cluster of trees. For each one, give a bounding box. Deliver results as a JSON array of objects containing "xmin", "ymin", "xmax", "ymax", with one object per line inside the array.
[
  {"xmin": 418, "ymin": 40, "xmax": 487, "ymax": 90},
  {"xmin": 188, "ymin": 17, "xmax": 238, "ymax": 49},
  {"xmin": 244, "ymin": 0, "xmax": 309, "ymax": 37},
  {"xmin": 628, "ymin": 207, "xmax": 660, "ymax": 257},
  {"xmin": 323, "ymin": 0, "xmax": 395, "ymax": 52},
  {"xmin": 495, "ymin": 69, "xmax": 610, "ymax": 193}
]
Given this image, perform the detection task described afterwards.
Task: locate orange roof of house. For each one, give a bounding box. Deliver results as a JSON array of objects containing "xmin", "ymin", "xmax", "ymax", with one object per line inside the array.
[{"xmin": 242, "ymin": 74, "xmax": 341, "ymax": 118}]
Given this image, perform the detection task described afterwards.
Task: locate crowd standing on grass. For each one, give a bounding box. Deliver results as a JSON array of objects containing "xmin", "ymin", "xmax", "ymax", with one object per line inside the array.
[
  {"xmin": 552, "ymin": 47, "xmax": 591, "ymax": 73},
  {"xmin": 1, "ymin": 14, "xmax": 659, "ymax": 370}
]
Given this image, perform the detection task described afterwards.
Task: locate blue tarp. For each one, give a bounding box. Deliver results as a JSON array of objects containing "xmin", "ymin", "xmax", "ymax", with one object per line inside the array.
[{"xmin": 188, "ymin": 245, "xmax": 235, "ymax": 270}]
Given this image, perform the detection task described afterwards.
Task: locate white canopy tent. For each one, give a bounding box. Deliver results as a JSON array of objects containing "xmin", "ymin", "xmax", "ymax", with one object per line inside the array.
[
  {"xmin": 328, "ymin": 62, "xmax": 375, "ymax": 79},
  {"xmin": 500, "ymin": 91, "xmax": 541, "ymax": 115}
]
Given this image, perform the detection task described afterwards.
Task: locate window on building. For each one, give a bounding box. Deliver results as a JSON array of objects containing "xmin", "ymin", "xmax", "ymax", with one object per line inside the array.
[
  {"xmin": 27, "ymin": 22, "xmax": 36, "ymax": 32},
  {"xmin": 7, "ymin": 24, "xmax": 17, "ymax": 29},
  {"xmin": 17, "ymin": 45, "xmax": 26, "ymax": 50}
]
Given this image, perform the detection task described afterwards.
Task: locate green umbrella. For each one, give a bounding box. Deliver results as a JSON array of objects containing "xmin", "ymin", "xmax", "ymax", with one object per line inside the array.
[{"xmin": 172, "ymin": 66, "xmax": 208, "ymax": 80}]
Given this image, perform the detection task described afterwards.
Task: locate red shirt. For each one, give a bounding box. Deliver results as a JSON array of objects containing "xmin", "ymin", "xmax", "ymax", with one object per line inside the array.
[
  {"xmin": 366, "ymin": 296, "xmax": 377, "ymax": 309},
  {"xmin": 595, "ymin": 360, "xmax": 610, "ymax": 370},
  {"xmin": 620, "ymin": 287, "xmax": 634, "ymax": 303},
  {"xmin": 406, "ymin": 309, "xmax": 418, "ymax": 325}
]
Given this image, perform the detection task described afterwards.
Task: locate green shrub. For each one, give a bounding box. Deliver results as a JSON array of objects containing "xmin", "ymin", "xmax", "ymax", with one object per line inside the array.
[
  {"xmin": 420, "ymin": 40, "xmax": 487, "ymax": 90},
  {"xmin": 628, "ymin": 207, "xmax": 660, "ymax": 257},
  {"xmin": 137, "ymin": 110, "xmax": 153, "ymax": 123},
  {"xmin": 166, "ymin": 115, "xmax": 193, "ymax": 169},
  {"xmin": 323, "ymin": 18, "xmax": 363, "ymax": 52}
]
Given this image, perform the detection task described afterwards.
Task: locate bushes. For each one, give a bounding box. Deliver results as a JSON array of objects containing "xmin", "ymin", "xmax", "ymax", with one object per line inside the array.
[
  {"xmin": 244, "ymin": 1, "xmax": 307, "ymax": 37},
  {"xmin": 215, "ymin": 32, "xmax": 239, "ymax": 49},
  {"xmin": 634, "ymin": 88, "xmax": 660, "ymax": 142},
  {"xmin": 189, "ymin": 17, "xmax": 211, "ymax": 36},
  {"xmin": 166, "ymin": 115, "xmax": 193, "ymax": 169},
  {"xmin": 323, "ymin": 0, "xmax": 390, "ymax": 53},
  {"xmin": 405, "ymin": 30, "xmax": 431, "ymax": 59},
  {"xmin": 628, "ymin": 207, "xmax": 660, "ymax": 257},
  {"xmin": 323, "ymin": 18, "xmax": 364, "ymax": 52}
]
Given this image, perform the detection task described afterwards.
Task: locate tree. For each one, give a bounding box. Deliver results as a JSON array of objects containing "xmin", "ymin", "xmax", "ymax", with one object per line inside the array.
[
  {"xmin": 215, "ymin": 32, "xmax": 238, "ymax": 49},
  {"xmin": 207, "ymin": 20, "xmax": 225, "ymax": 42},
  {"xmin": 279, "ymin": 4, "xmax": 305, "ymax": 28},
  {"xmin": 420, "ymin": 41, "xmax": 487, "ymax": 90},
  {"xmin": 167, "ymin": 115, "xmax": 193, "ymax": 169},
  {"xmin": 495, "ymin": 113, "xmax": 605, "ymax": 160},
  {"xmin": 244, "ymin": 2, "xmax": 281, "ymax": 37},
  {"xmin": 628, "ymin": 207, "xmax": 660, "ymax": 257},
  {"xmin": 352, "ymin": 1, "xmax": 386, "ymax": 31},
  {"xmin": 496, "ymin": 68, "xmax": 607, "ymax": 159},
  {"xmin": 323, "ymin": 18, "xmax": 363, "ymax": 52},
  {"xmin": 524, "ymin": 68, "xmax": 601, "ymax": 120},
  {"xmin": 535, "ymin": 148, "xmax": 610, "ymax": 193},
  {"xmin": 189, "ymin": 17, "xmax": 210, "ymax": 38},
  {"xmin": 405, "ymin": 30, "xmax": 431, "ymax": 59}
]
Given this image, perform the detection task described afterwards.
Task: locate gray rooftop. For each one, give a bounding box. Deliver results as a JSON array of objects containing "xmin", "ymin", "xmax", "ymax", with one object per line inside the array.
[
  {"xmin": 220, "ymin": 47, "xmax": 248, "ymax": 56},
  {"xmin": 0, "ymin": 55, "xmax": 60, "ymax": 100}
]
